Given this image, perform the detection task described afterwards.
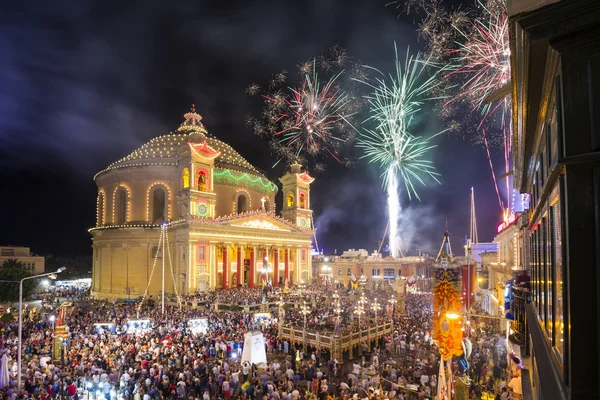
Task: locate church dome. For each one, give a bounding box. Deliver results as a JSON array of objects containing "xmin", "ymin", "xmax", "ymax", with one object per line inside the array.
[{"xmin": 95, "ymin": 105, "xmax": 263, "ymax": 179}]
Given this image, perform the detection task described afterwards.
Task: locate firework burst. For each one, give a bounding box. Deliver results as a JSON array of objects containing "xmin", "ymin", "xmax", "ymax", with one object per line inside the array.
[
  {"xmin": 247, "ymin": 46, "xmax": 362, "ymax": 170},
  {"xmin": 445, "ymin": 3, "xmax": 510, "ymax": 119},
  {"xmin": 357, "ymin": 46, "xmax": 442, "ymax": 199},
  {"xmin": 390, "ymin": 0, "xmax": 512, "ymax": 212},
  {"xmin": 356, "ymin": 45, "xmax": 444, "ymax": 258}
]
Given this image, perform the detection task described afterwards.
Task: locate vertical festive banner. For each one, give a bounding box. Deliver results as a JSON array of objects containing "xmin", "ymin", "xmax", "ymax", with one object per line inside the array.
[{"xmin": 433, "ymin": 268, "xmax": 464, "ymax": 360}]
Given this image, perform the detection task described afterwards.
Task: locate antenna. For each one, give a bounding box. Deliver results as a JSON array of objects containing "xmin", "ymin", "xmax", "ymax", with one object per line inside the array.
[{"xmin": 469, "ymin": 187, "xmax": 479, "ymax": 244}]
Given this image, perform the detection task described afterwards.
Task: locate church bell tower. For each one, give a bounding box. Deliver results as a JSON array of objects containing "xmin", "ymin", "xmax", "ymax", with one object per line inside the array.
[
  {"xmin": 279, "ymin": 163, "xmax": 314, "ymax": 229},
  {"xmin": 179, "ymin": 105, "xmax": 220, "ymax": 219}
]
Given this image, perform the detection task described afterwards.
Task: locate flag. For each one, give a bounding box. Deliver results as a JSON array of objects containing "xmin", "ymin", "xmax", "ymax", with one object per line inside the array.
[{"xmin": 437, "ymin": 356, "xmax": 449, "ymax": 400}]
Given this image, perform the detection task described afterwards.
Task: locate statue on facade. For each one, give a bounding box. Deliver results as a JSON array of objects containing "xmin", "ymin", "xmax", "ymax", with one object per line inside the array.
[{"xmin": 283, "ymin": 279, "xmax": 290, "ymax": 294}]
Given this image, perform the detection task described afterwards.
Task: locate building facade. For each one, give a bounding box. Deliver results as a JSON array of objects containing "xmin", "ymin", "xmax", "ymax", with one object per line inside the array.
[
  {"xmin": 478, "ymin": 251, "xmax": 500, "ymax": 316},
  {"xmin": 0, "ymin": 246, "xmax": 44, "ymax": 274},
  {"xmin": 509, "ymin": 1, "xmax": 600, "ymax": 398},
  {"xmin": 313, "ymin": 252, "xmax": 428, "ymax": 287},
  {"xmin": 90, "ymin": 107, "xmax": 313, "ymax": 299}
]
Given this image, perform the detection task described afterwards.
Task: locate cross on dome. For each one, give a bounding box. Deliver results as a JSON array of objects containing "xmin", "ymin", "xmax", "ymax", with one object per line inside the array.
[{"xmin": 177, "ymin": 104, "xmax": 207, "ymax": 134}]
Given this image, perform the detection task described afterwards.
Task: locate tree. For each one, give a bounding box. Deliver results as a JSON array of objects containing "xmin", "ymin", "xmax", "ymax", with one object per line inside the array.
[
  {"xmin": 0, "ymin": 263, "xmax": 35, "ymax": 302},
  {"xmin": 0, "ymin": 313, "xmax": 15, "ymax": 323},
  {"xmin": 1, "ymin": 259, "xmax": 25, "ymax": 270}
]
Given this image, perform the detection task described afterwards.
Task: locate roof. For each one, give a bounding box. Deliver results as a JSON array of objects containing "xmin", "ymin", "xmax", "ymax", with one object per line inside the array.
[{"xmin": 94, "ymin": 106, "xmax": 266, "ymax": 180}]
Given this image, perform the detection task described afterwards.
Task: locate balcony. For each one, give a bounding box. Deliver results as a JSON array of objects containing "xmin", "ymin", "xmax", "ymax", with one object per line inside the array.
[{"xmin": 510, "ymin": 285, "xmax": 531, "ymax": 356}]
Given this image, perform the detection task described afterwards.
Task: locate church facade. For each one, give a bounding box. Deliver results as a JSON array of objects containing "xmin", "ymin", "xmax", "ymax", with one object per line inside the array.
[{"xmin": 89, "ymin": 107, "xmax": 314, "ymax": 299}]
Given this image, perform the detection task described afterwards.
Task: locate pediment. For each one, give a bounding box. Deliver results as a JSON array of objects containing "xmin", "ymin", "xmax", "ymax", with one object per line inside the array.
[{"xmin": 217, "ymin": 213, "xmax": 307, "ymax": 233}]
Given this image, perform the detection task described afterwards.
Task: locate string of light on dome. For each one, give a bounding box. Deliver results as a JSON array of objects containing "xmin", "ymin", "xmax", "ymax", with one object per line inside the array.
[
  {"xmin": 96, "ymin": 130, "xmax": 264, "ymax": 179},
  {"xmin": 96, "ymin": 189, "xmax": 106, "ymax": 226},
  {"xmin": 88, "ymin": 223, "xmax": 162, "ymax": 232},
  {"xmin": 112, "ymin": 184, "xmax": 131, "ymax": 224},
  {"xmin": 137, "ymin": 227, "xmax": 163, "ymax": 312}
]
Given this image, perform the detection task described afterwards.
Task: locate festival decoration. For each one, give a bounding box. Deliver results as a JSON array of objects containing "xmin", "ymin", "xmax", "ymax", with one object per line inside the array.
[{"xmin": 432, "ymin": 229, "xmax": 464, "ymax": 361}]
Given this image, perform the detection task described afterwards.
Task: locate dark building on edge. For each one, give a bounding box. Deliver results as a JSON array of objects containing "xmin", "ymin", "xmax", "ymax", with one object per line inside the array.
[{"xmin": 508, "ymin": 0, "xmax": 600, "ymax": 399}]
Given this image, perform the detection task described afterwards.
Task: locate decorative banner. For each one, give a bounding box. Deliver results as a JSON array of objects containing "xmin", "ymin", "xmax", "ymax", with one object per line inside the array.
[{"xmin": 433, "ymin": 268, "xmax": 464, "ymax": 360}]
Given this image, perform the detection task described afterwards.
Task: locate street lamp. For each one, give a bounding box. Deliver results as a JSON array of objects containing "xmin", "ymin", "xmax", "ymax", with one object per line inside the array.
[
  {"xmin": 354, "ymin": 303, "xmax": 365, "ymax": 328},
  {"xmin": 372, "ymin": 300, "xmax": 381, "ymax": 318},
  {"xmin": 301, "ymin": 301, "xmax": 310, "ymax": 346},
  {"xmin": 388, "ymin": 295, "xmax": 396, "ymax": 318},
  {"xmin": 278, "ymin": 297, "xmax": 285, "ymax": 326},
  {"xmin": 18, "ymin": 267, "xmax": 66, "ymax": 388}
]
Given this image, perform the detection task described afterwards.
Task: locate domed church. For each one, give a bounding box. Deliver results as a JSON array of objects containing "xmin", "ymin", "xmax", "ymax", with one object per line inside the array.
[{"xmin": 90, "ymin": 106, "xmax": 314, "ymax": 299}]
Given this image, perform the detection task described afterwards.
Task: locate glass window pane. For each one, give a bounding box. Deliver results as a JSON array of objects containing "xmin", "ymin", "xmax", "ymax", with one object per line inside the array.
[
  {"xmin": 553, "ymin": 188, "xmax": 564, "ymax": 361},
  {"xmin": 545, "ymin": 214, "xmax": 553, "ymax": 339},
  {"xmin": 539, "ymin": 223, "xmax": 546, "ymax": 325},
  {"xmin": 531, "ymin": 232, "xmax": 537, "ymax": 307}
]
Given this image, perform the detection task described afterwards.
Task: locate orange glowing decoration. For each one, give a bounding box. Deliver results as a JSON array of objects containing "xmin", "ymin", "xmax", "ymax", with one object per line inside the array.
[
  {"xmin": 432, "ymin": 229, "xmax": 464, "ymax": 361},
  {"xmin": 188, "ymin": 141, "xmax": 221, "ymax": 160},
  {"xmin": 296, "ymin": 171, "xmax": 315, "ymax": 184}
]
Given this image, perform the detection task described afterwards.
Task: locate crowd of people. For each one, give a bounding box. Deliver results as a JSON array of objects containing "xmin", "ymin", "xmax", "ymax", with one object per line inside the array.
[{"xmin": 0, "ymin": 282, "xmax": 522, "ymax": 400}]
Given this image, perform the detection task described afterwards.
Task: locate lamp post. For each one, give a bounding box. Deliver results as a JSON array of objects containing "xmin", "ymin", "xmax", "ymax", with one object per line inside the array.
[
  {"xmin": 18, "ymin": 267, "xmax": 66, "ymax": 388},
  {"xmin": 278, "ymin": 297, "xmax": 285, "ymax": 326},
  {"xmin": 371, "ymin": 299, "xmax": 381, "ymax": 319},
  {"xmin": 388, "ymin": 295, "xmax": 395, "ymax": 313},
  {"xmin": 354, "ymin": 303, "xmax": 365, "ymax": 329},
  {"xmin": 301, "ymin": 301, "xmax": 310, "ymax": 347},
  {"xmin": 161, "ymin": 222, "xmax": 167, "ymax": 315}
]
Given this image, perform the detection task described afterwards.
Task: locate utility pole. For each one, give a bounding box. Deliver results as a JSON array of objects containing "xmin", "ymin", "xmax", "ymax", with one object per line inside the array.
[{"xmin": 161, "ymin": 223, "xmax": 166, "ymax": 314}]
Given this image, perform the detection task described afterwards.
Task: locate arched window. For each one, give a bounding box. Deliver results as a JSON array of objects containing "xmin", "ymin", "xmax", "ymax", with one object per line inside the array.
[
  {"xmin": 299, "ymin": 193, "xmax": 306, "ymax": 208},
  {"xmin": 182, "ymin": 168, "xmax": 190, "ymax": 189},
  {"xmin": 197, "ymin": 171, "xmax": 207, "ymax": 191},
  {"xmin": 152, "ymin": 188, "xmax": 166, "ymax": 223},
  {"xmin": 115, "ymin": 189, "xmax": 127, "ymax": 224},
  {"xmin": 287, "ymin": 193, "xmax": 294, "ymax": 208},
  {"xmin": 97, "ymin": 192, "xmax": 105, "ymax": 226},
  {"xmin": 237, "ymin": 194, "xmax": 248, "ymax": 214}
]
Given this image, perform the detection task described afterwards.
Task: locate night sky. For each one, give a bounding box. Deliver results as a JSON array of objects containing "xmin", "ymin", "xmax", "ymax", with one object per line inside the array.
[{"xmin": 0, "ymin": 0, "xmax": 506, "ymax": 257}]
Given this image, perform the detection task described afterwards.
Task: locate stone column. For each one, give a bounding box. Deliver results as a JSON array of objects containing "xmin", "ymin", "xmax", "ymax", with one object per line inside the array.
[
  {"xmin": 262, "ymin": 248, "xmax": 268, "ymax": 284},
  {"xmin": 284, "ymin": 248, "xmax": 289, "ymax": 284},
  {"xmin": 236, "ymin": 245, "xmax": 242, "ymax": 288},
  {"xmin": 222, "ymin": 245, "xmax": 229, "ymax": 290},
  {"xmin": 249, "ymin": 247, "xmax": 255, "ymax": 288},
  {"xmin": 273, "ymin": 248, "xmax": 279, "ymax": 287}
]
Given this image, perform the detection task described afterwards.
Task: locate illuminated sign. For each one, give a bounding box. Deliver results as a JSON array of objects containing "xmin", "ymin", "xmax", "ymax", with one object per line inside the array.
[
  {"xmin": 497, "ymin": 213, "xmax": 517, "ymax": 233},
  {"xmin": 126, "ymin": 319, "xmax": 151, "ymax": 333},
  {"xmin": 188, "ymin": 318, "xmax": 209, "ymax": 334}
]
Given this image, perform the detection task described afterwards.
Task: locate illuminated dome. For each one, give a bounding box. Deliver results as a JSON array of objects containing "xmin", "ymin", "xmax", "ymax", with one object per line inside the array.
[
  {"xmin": 89, "ymin": 107, "xmax": 315, "ymax": 299},
  {"xmin": 96, "ymin": 105, "xmax": 262, "ymax": 178}
]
